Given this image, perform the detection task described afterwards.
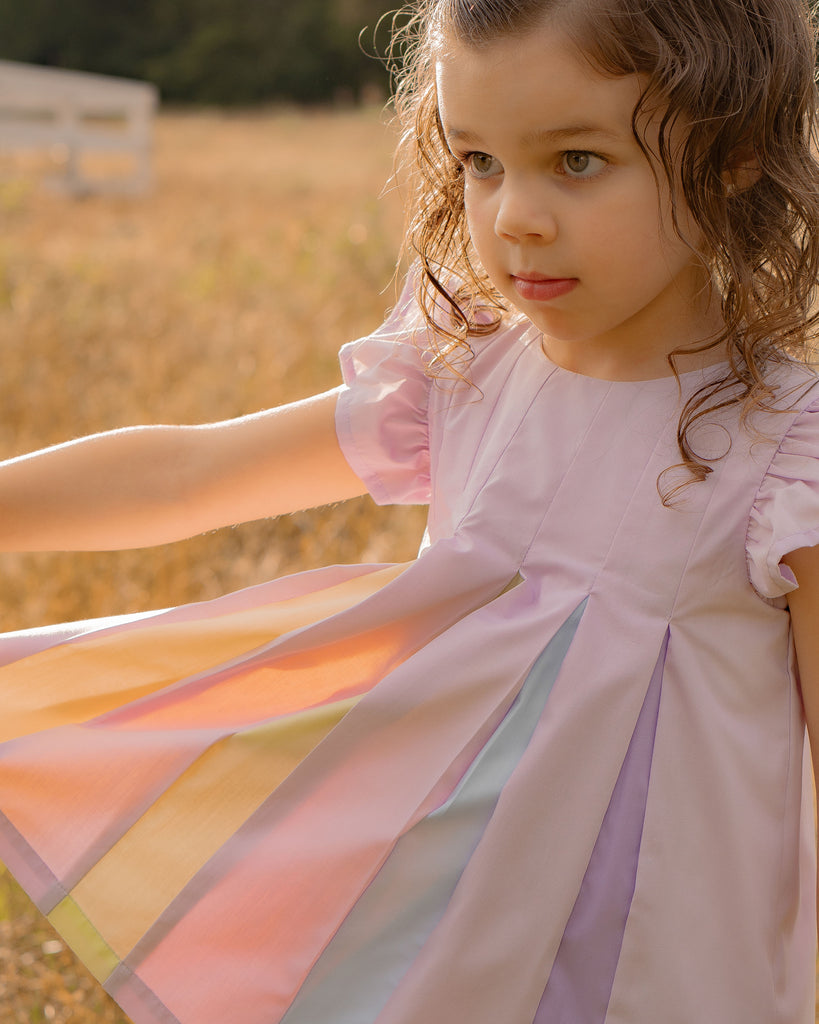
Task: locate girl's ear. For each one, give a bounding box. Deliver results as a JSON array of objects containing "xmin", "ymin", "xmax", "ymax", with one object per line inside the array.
[{"xmin": 722, "ymin": 144, "xmax": 761, "ymax": 193}]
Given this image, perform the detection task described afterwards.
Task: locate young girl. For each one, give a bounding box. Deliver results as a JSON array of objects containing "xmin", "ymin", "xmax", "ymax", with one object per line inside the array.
[{"xmin": 1, "ymin": 0, "xmax": 818, "ymax": 1022}]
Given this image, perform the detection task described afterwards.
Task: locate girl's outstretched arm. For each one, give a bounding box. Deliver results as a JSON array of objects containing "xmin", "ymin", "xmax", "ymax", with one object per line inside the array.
[
  {"xmin": 782, "ymin": 545, "xmax": 819, "ymax": 935},
  {"xmin": 0, "ymin": 388, "xmax": 367, "ymax": 553}
]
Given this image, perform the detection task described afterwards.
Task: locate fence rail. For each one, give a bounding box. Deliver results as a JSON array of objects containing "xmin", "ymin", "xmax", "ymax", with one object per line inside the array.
[{"xmin": 0, "ymin": 60, "xmax": 159, "ymax": 195}]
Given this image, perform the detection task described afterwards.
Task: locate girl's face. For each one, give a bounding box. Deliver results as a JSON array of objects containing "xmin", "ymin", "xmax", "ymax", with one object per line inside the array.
[{"xmin": 435, "ymin": 23, "xmax": 724, "ymax": 380}]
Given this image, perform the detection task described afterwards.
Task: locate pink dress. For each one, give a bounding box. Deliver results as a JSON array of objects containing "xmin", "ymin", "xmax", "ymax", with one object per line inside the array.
[{"xmin": 0, "ymin": 278, "xmax": 816, "ymax": 1024}]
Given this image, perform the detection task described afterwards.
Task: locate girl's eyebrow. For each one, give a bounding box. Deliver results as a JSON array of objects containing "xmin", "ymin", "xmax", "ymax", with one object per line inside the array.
[
  {"xmin": 524, "ymin": 124, "xmax": 623, "ymax": 145},
  {"xmin": 444, "ymin": 123, "xmax": 623, "ymax": 146},
  {"xmin": 443, "ymin": 127, "xmax": 482, "ymax": 144}
]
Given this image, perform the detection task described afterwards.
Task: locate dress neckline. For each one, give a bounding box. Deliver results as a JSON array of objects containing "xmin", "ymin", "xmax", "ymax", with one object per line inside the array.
[{"xmin": 517, "ymin": 323, "xmax": 730, "ymax": 386}]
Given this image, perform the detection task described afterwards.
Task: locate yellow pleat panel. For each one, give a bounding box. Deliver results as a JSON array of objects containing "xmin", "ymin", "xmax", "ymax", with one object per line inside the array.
[
  {"xmin": 68, "ymin": 695, "xmax": 360, "ymax": 958},
  {"xmin": 0, "ymin": 563, "xmax": 407, "ymax": 742},
  {"xmin": 48, "ymin": 896, "xmax": 121, "ymax": 985}
]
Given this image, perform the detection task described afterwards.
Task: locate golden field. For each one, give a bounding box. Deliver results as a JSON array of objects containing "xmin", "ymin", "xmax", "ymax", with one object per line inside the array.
[
  {"xmin": 0, "ymin": 106, "xmax": 425, "ymax": 1023},
  {"xmin": 0, "ymin": 106, "xmax": 427, "ymax": 632},
  {"xmin": 0, "ymin": 107, "xmax": 817, "ymax": 1023}
]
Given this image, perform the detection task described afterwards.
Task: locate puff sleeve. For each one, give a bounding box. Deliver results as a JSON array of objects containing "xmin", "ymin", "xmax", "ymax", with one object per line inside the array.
[
  {"xmin": 746, "ymin": 396, "xmax": 819, "ymax": 598},
  {"xmin": 335, "ymin": 275, "xmax": 432, "ymax": 506}
]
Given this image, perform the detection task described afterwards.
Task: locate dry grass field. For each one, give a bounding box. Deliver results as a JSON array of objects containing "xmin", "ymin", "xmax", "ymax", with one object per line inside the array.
[
  {"xmin": 0, "ymin": 106, "xmax": 426, "ymax": 1023},
  {"xmin": 0, "ymin": 107, "xmax": 817, "ymax": 1023}
]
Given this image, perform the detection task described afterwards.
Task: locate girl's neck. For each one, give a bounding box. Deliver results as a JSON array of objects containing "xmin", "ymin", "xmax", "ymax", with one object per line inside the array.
[{"xmin": 538, "ymin": 276, "xmax": 728, "ymax": 382}]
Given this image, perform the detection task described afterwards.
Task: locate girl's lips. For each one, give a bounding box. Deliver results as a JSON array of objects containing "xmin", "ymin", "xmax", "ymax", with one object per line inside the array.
[{"xmin": 512, "ymin": 276, "xmax": 578, "ymax": 302}]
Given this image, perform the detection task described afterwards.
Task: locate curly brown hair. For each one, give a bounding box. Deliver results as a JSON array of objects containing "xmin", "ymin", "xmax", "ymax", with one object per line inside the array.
[{"xmin": 388, "ymin": 0, "xmax": 819, "ymax": 496}]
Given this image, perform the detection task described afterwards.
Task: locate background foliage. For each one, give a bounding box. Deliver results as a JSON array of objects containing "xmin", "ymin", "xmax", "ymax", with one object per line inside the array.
[{"xmin": 0, "ymin": 0, "xmax": 396, "ymax": 103}]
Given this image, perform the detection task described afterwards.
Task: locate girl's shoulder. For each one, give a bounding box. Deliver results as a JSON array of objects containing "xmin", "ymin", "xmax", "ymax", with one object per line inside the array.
[
  {"xmin": 746, "ymin": 359, "xmax": 819, "ymax": 599},
  {"xmin": 765, "ymin": 356, "xmax": 819, "ymax": 409},
  {"xmin": 334, "ymin": 280, "xmax": 531, "ymax": 507}
]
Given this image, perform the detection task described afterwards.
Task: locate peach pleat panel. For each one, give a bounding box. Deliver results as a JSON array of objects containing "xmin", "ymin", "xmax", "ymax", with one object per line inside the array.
[{"xmin": 0, "ymin": 563, "xmax": 408, "ymax": 742}]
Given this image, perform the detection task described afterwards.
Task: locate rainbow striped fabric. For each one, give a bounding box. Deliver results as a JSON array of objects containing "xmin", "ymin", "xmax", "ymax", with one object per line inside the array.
[
  {"xmin": 0, "ymin": 553, "xmax": 662, "ymax": 1024},
  {"xmin": 0, "ymin": 562, "xmax": 421, "ymax": 1022}
]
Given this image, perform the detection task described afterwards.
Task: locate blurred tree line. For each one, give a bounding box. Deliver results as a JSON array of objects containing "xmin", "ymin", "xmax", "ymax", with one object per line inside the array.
[{"xmin": 0, "ymin": 0, "xmax": 398, "ymax": 103}]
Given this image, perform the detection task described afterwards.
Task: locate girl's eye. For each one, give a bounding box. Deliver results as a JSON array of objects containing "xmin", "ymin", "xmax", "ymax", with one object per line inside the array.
[
  {"xmin": 560, "ymin": 151, "xmax": 607, "ymax": 179},
  {"xmin": 464, "ymin": 152, "xmax": 503, "ymax": 179}
]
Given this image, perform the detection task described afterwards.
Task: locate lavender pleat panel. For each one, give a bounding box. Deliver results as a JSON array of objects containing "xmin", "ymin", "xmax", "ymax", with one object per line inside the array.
[
  {"xmin": 278, "ymin": 600, "xmax": 587, "ymax": 1024},
  {"xmin": 533, "ymin": 630, "xmax": 667, "ymax": 1024}
]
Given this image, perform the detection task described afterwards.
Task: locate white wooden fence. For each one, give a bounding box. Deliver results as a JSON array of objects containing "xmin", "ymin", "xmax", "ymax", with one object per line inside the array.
[{"xmin": 0, "ymin": 60, "xmax": 159, "ymax": 196}]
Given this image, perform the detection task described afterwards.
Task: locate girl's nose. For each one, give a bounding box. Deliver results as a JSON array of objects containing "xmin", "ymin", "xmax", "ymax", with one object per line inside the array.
[{"xmin": 494, "ymin": 181, "xmax": 557, "ymax": 243}]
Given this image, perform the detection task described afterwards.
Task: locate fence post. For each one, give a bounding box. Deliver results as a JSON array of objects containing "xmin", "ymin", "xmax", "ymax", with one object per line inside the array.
[{"xmin": 0, "ymin": 61, "xmax": 159, "ymax": 196}]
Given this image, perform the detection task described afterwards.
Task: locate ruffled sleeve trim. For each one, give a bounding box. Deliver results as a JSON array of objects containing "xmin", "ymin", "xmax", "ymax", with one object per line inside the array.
[
  {"xmin": 335, "ymin": 273, "xmax": 432, "ymax": 506},
  {"xmin": 747, "ymin": 393, "xmax": 819, "ymax": 598}
]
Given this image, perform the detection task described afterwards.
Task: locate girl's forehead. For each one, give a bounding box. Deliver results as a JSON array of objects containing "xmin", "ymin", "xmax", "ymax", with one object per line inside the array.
[{"xmin": 435, "ymin": 26, "xmax": 644, "ymax": 144}]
